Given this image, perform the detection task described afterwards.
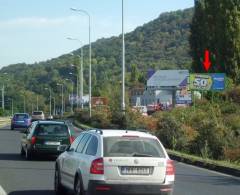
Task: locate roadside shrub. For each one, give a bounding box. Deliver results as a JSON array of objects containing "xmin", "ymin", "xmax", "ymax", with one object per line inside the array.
[
  {"xmin": 155, "ymin": 113, "xmax": 188, "ymax": 151},
  {"xmin": 224, "ymin": 148, "xmax": 240, "ymax": 163},
  {"xmin": 224, "ymin": 114, "xmax": 240, "ymax": 132},
  {"xmin": 75, "ymin": 109, "xmax": 90, "ymax": 124},
  {"xmin": 90, "ymin": 108, "xmax": 112, "ymax": 128},
  {"xmin": 220, "ymin": 102, "xmax": 239, "ymax": 114},
  {"xmin": 228, "ymin": 86, "xmax": 240, "ymax": 104}
]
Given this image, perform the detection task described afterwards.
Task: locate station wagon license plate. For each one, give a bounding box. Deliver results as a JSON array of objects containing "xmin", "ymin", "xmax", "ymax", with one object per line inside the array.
[
  {"xmin": 45, "ymin": 141, "xmax": 60, "ymax": 146},
  {"xmin": 120, "ymin": 166, "xmax": 153, "ymax": 175}
]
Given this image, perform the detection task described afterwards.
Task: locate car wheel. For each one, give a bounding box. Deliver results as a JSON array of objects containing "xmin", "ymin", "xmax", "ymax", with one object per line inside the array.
[
  {"xmin": 54, "ymin": 167, "xmax": 65, "ymax": 195},
  {"xmin": 20, "ymin": 146, "xmax": 25, "ymax": 156},
  {"xmin": 25, "ymin": 148, "xmax": 33, "ymax": 160},
  {"xmin": 74, "ymin": 175, "xmax": 83, "ymax": 195}
]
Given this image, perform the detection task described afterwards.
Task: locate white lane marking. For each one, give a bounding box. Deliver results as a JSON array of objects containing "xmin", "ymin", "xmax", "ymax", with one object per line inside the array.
[
  {"xmin": 0, "ymin": 185, "xmax": 7, "ymax": 195},
  {"xmin": 177, "ymin": 162, "xmax": 240, "ymax": 180}
]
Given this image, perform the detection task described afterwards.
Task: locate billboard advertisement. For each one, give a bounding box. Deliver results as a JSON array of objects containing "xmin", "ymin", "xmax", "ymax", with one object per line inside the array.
[
  {"xmin": 176, "ymin": 87, "xmax": 192, "ymax": 104},
  {"xmin": 189, "ymin": 73, "xmax": 225, "ymax": 91}
]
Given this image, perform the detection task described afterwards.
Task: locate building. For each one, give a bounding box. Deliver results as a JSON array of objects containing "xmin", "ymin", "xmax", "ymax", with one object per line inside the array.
[{"xmin": 130, "ymin": 70, "xmax": 191, "ymax": 107}]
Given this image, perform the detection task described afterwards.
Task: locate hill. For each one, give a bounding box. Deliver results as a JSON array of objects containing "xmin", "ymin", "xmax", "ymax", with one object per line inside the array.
[{"xmin": 0, "ymin": 8, "xmax": 193, "ymax": 113}]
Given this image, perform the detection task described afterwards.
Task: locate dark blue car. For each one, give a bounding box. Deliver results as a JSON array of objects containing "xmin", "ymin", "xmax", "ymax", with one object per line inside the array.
[{"xmin": 11, "ymin": 113, "xmax": 31, "ymax": 130}]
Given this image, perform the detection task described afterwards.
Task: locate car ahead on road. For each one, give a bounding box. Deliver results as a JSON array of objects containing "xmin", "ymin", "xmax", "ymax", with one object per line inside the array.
[
  {"xmin": 31, "ymin": 111, "xmax": 45, "ymax": 122},
  {"xmin": 20, "ymin": 120, "xmax": 75, "ymax": 160},
  {"xmin": 11, "ymin": 113, "xmax": 31, "ymax": 130},
  {"xmin": 54, "ymin": 129, "xmax": 175, "ymax": 195}
]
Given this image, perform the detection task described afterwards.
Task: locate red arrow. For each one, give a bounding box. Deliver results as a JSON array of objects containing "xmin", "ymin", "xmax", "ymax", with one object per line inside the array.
[{"xmin": 203, "ymin": 50, "xmax": 211, "ymax": 71}]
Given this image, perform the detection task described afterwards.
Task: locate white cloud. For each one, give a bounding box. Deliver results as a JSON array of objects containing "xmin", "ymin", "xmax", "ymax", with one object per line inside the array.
[{"xmin": 0, "ymin": 16, "xmax": 82, "ymax": 28}]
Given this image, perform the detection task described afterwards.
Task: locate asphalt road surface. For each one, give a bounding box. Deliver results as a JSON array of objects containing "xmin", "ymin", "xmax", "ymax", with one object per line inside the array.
[{"xmin": 0, "ymin": 125, "xmax": 239, "ymax": 195}]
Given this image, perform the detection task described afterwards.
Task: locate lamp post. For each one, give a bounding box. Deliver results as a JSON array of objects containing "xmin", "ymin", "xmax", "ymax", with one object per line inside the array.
[
  {"xmin": 57, "ymin": 83, "xmax": 64, "ymax": 117},
  {"xmin": 36, "ymin": 95, "xmax": 39, "ymax": 111},
  {"xmin": 65, "ymin": 78, "xmax": 74, "ymax": 114},
  {"xmin": 53, "ymin": 97, "xmax": 56, "ymax": 116},
  {"xmin": 121, "ymin": 0, "xmax": 126, "ymax": 113},
  {"xmin": 70, "ymin": 64, "xmax": 79, "ymax": 109},
  {"xmin": 45, "ymin": 88, "xmax": 52, "ymax": 116},
  {"xmin": 67, "ymin": 38, "xmax": 84, "ymax": 110},
  {"xmin": 7, "ymin": 98, "xmax": 13, "ymax": 116},
  {"xmin": 70, "ymin": 8, "xmax": 91, "ymax": 117}
]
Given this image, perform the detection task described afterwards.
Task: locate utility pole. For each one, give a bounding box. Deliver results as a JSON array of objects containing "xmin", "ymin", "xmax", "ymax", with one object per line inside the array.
[
  {"xmin": 121, "ymin": 0, "xmax": 126, "ymax": 113},
  {"xmin": 2, "ymin": 85, "xmax": 4, "ymax": 110},
  {"xmin": 37, "ymin": 95, "xmax": 39, "ymax": 110}
]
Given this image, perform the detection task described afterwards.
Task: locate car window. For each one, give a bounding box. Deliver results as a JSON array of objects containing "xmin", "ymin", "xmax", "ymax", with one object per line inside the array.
[
  {"xmin": 14, "ymin": 114, "xmax": 29, "ymax": 120},
  {"xmin": 33, "ymin": 111, "xmax": 43, "ymax": 115},
  {"xmin": 76, "ymin": 134, "xmax": 91, "ymax": 153},
  {"xmin": 34, "ymin": 124, "xmax": 68, "ymax": 136},
  {"xmin": 103, "ymin": 136, "xmax": 166, "ymax": 157},
  {"xmin": 70, "ymin": 133, "xmax": 85, "ymax": 151},
  {"xmin": 85, "ymin": 136, "xmax": 98, "ymax": 156}
]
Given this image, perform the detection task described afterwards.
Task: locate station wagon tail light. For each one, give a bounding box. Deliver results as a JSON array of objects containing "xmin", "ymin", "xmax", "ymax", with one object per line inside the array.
[
  {"xmin": 69, "ymin": 136, "xmax": 75, "ymax": 144},
  {"xmin": 90, "ymin": 158, "xmax": 104, "ymax": 174},
  {"xmin": 31, "ymin": 136, "xmax": 37, "ymax": 145},
  {"xmin": 165, "ymin": 159, "xmax": 175, "ymax": 182}
]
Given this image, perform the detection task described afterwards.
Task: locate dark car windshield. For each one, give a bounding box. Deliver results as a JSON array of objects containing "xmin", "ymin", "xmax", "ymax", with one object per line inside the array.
[
  {"xmin": 14, "ymin": 114, "xmax": 29, "ymax": 120},
  {"xmin": 32, "ymin": 111, "xmax": 43, "ymax": 115},
  {"xmin": 103, "ymin": 136, "xmax": 166, "ymax": 158},
  {"xmin": 34, "ymin": 124, "xmax": 69, "ymax": 136}
]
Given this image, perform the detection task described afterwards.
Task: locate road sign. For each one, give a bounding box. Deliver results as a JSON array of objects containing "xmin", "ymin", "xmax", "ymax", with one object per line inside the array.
[{"xmin": 189, "ymin": 73, "xmax": 225, "ymax": 91}]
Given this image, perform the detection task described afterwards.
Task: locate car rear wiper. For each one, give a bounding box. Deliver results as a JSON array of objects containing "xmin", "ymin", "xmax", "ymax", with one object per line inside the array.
[{"xmin": 131, "ymin": 152, "xmax": 153, "ymax": 157}]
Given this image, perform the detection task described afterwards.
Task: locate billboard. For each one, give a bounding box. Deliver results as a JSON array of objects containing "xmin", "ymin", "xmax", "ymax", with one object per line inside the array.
[
  {"xmin": 189, "ymin": 73, "xmax": 225, "ymax": 91},
  {"xmin": 176, "ymin": 87, "xmax": 192, "ymax": 104}
]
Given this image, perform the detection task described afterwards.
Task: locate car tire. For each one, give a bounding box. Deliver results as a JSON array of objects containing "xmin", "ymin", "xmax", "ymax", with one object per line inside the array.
[
  {"xmin": 74, "ymin": 175, "xmax": 84, "ymax": 195},
  {"xmin": 25, "ymin": 148, "xmax": 33, "ymax": 160},
  {"xmin": 54, "ymin": 167, "xmax": 66, "ymax": 195},
  {"xmin": 20, "ymin": 146, "xmax": 25, "ymax": 156}
]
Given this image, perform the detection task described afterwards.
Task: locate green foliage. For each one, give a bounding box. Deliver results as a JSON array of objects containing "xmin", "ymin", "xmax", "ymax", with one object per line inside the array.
[
  {"xmin": 190, "ymin": 0, "xmax": 240, "ymax": 82},
  {"xmin": 155, "ymin": 112, "xmax": 188, "ymax": 151}
]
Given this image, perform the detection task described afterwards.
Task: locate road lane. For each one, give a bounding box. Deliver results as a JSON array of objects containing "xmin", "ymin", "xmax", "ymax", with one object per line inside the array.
[
  {"xmin": 174, "ymin": 162, "xmax": 240, "ymax": 195},
  {"xmin": 0, "ymin": 126, "xmax": 55, "ymax": 195},
  {"xmin": 0, "ymin": 125, "xmax": 239, "ymax": 195}
]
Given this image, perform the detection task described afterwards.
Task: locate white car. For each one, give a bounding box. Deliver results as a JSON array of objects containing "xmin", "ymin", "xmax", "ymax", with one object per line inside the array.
[{"xmin": 54, "ymin": 129, "xmax": 175, "ymax": 195}]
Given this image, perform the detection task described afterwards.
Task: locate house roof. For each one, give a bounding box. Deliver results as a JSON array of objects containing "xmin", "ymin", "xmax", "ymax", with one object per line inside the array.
[{"xmin": 147, "ymin": 70, "xmax": 189, "ymax": 87}]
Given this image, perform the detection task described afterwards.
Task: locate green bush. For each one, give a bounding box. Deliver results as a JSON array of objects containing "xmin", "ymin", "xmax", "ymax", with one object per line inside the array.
[{"xmin": 155, "ymin": 113, "xmax": 188, "ymax": 151}]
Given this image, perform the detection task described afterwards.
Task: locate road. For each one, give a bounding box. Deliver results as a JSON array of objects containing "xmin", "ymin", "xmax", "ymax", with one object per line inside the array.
[{"xmin": 0, "ymin": 125, "xmax": 239, "ymax": 195}]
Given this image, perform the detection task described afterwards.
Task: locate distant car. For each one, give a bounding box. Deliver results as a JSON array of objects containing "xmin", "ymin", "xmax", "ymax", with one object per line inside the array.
[
  {"xmin": 31, "ymin": 111, "xmax": 45, "ymax": 121},
  {"xmin": 54, "ymin": 129, "xmax": 175, "ymax": 195},
  {"xmin": 20, "ymin": 120, "xmax": 75, "ymax": 160},
  {"xmin": 11, "ymin": 113, "xmax": 31, "ymax": 130}
]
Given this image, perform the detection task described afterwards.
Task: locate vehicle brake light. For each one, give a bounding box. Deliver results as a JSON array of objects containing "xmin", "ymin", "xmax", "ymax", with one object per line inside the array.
[
  {"xmin": 166, "ymin": 160, "xmax": 175, "ymax": 176},
  {"xmin": 90, "ymin": 158, "xmax": 104, "ymax": 174},
  {"xmin": 96, "ymin": 186, "xmax": 110, "ymax": 191},
  {"xmin": 69, "ymin": 136, "xmax": 75, "ymax": 144},
  {"xmin": 31, "ymin": 136, "xmax": 37, "ymax": 145}
]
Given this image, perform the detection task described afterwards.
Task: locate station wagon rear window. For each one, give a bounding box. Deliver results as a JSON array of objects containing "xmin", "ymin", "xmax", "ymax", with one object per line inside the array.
[
  {"xmin": 103, "ymin": 137, "xmax": 165, "ymax": 158},
  {"xmin": 34, "ymin": 124, "xmax": 68, "ymax": 136}
]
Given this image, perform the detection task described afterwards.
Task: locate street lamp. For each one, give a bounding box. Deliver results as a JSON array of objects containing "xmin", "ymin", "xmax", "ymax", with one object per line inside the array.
[
  {"xmin": 67, "ymin": 38, "xmax": 84, "ymax": 110},
  {"xmin": 7, "ymin": 98, "xmax": 13, "ymax": 116},
  {"xmin": 52, "ymin": 97, "xmax": 56, "ymax": 116},
  {"xmin": 57, "ymin": 83, "xmax": 64, "ymax": 117},
  {"xmin": 65, "ymin": 78, "xmax": 74, "ymax": 114},
  {"xmin": 44, "ymin": 87, "xmax": 52, "ymax": 116},
  {"xmin": 121, "ymin": 0, "xmax": 126, "ymax": 113},
  {"xmin": 70, "ymin": 7, "xmax": 92, "ymax": 117}
]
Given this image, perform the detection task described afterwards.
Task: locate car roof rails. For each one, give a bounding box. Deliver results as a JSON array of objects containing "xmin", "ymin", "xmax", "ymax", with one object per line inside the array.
[{"xmin": 88, "ymin": 128, "xmax": 103, "ymax": 135}]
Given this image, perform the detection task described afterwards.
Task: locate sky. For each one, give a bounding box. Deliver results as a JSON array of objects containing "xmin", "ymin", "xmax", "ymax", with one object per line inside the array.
[{"xmin": 0, "ymin": 0, "xmax": 194, "ymax": 68}]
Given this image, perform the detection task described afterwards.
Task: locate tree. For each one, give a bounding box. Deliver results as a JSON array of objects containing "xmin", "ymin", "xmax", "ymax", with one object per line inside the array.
[{"xmin": 190, "ymin": 0, "xmax": 240, "ymax": 82}]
